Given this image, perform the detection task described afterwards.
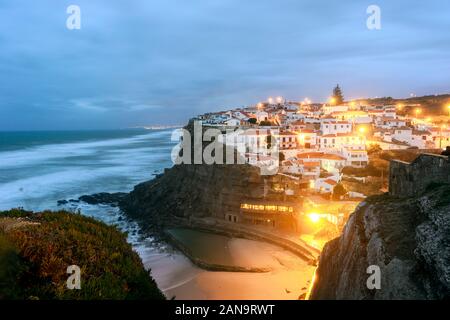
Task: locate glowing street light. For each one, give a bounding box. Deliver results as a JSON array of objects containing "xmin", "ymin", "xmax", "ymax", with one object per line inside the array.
[
  {"xmin": 414, "ymin": 108, "xmax": 422, "ymax": 118},
  {"xmin": 308, "ymin": 213, "xmax": 321, "ymax": 223},
  {"xmin": 358, "ymin": 127, "xmax": 366, "ymax": 134},
  {"xmin": 257, "ymin": 102, "xmax": 263, "ymax": 110},
  {"xmin": 447, "ymin": 105, "xmax": 450, "ymax": 117},
  {"xmin": 396, "ymin": 103, "xmax": 403, "ymax": 110},
  {"xmin": 329, "ymin": 97, "xmax": 336, "ymax": 105}
]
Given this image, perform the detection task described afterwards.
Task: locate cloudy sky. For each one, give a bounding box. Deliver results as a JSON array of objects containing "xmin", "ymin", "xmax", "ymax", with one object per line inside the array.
[{"xmin": 1, "ymin": 0, "xmax": 450, "ymax": 130}]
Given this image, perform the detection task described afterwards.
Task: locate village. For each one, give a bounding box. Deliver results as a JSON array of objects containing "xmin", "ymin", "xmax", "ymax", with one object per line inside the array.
[{"xmin": 192, "ymin": 87, "xmax": 450, "ymax": 248}]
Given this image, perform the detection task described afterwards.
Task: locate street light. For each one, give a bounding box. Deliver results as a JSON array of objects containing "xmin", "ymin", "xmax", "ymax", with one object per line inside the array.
[
  {"xmin": 329, "ymin": 97, "xmax": 336, "ymax": 105},
  {"xmin": 447, "ymin": 105, "xmax": 450, "ymax": 117},
  {"xmin": 415, "ymin": 108, "xmax": 422, "ymax": 118}
]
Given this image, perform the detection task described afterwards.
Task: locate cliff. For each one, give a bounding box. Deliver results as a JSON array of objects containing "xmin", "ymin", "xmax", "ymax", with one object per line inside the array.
[
  {"xmin": 310, "ymin": 183, "xmax": 450, "ymax": 300},
  {"xmin": 0, "ymin": 209, "xmax": 165, "ymax": 300},
  {"xmin": 120, "ymin": 163, "xmax": 266, "ymax": 231}
]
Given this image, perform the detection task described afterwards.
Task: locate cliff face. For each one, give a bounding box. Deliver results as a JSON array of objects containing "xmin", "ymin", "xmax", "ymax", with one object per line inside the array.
[
  {"xmin": 310, "ymin": 184, "xmax": 450, "ymax": 300},
  {"xmin": 120, "ymin": 163, "xmax": 266, "ymax": 229}
]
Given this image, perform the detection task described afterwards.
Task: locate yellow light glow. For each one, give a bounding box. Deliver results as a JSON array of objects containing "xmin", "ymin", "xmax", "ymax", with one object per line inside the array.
[
  {"xmin": 397, "ymin": 104, "xmax": 403, "ymax": 110},
  {"xmin": 308, "ymin": 213, "xmax": 321, "ymax": 223},
  {"xmin": 415, "ymin": 108, "xmax": 422, "ymax": 115},
  {"xmin": 358, "ymin": 127, "xmax": 366, "ymax": 134},
  {"xmin": 329, "ymin": 97, "xmax": 336, "ymax": 105}
]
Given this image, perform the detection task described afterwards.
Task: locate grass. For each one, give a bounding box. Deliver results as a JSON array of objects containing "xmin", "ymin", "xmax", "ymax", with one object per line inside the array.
[{"xmin": 0, "ymin": 209, "xmax": 165, "ymax": 300}]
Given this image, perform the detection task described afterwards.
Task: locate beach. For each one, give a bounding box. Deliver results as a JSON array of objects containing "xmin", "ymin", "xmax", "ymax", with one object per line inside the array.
[{"xmin": 137, "ymin": 235, "xmax": 315, "ymax": 300}]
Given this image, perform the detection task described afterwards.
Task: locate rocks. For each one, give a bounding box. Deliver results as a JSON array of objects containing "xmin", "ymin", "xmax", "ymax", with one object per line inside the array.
[
  {"xmin": 78, "ymin": 192, "xmax": 128, "ymax": 205},
  {"xmin": 310, "ymin": 185, "xmax": 450, "ymax": 300}
]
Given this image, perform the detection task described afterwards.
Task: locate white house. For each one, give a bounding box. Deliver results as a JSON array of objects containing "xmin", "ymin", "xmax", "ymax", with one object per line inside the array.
[
  {"xmin": 317, "ymin": 133, "xmax": 366, "ymax": 150},
  {"xmin": 376, "ymin": 117, "xmax": 407, "ymax": 129},
  {"xmin": 320, "ymin": 121, "xmax": 352, "ymax": 135},
  {"xmin": 314, "ymin": 177, "xmax": 339, "ymax": 194},
  {"xmin": 322, "ymin": 105, "xmax": 349, "ymax": 115}
]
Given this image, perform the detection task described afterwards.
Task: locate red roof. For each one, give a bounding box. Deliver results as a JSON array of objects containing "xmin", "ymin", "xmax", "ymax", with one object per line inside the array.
[
  {"xmin": 324, "ymin": 179, "xmax": 338, "ymax": 186},
  {"xmin": 297, "ymin": 152, "xmax": 324, "ymax": 159},
  {"xmin": 303, "ymin": 161, "xmax": 320, "ymax": 167}
]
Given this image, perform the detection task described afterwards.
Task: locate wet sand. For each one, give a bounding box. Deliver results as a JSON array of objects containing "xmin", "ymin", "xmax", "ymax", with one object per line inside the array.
[{"xmin": 136, "ymin": 235, "xmax": 315, "ymax": 300}]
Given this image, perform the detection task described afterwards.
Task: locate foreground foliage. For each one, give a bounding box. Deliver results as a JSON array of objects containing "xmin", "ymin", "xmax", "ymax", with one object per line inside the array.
[{"xmin": 0, "ymin": 209, "xmax": 165, "ymax": 300}]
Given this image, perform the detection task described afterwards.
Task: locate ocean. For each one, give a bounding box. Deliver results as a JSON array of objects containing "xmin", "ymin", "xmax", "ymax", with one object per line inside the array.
[{"xmin": 0, "ymin": 129, "xmax": 176, "ymax": 212}]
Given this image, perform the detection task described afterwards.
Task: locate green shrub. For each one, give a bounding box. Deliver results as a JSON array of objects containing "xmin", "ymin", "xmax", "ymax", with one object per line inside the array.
[{"xmin": 0, "ymin": 209, "xmax": 165, "ymax": 300}]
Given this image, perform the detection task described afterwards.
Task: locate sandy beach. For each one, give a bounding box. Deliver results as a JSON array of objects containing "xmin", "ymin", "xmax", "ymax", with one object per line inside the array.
[{"xmin": 137, "ymin": 236, "xmax": 315, "ymax": 300}]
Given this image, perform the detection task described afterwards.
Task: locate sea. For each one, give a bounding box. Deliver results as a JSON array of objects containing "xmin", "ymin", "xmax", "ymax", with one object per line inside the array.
[{"xmin": 0, "ymin": 129, "xmax": 177, "ymax": 211}]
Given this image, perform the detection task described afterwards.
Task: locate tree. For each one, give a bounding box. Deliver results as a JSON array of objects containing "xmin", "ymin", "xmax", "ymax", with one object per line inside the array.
[
  {"xmin": 332, "ymin": 84, "xmax": 344, "ymax": 105},
  {"xmin": 259, "ymin": 120, "xmax": 272, "ymax": 126},
  {"xmin": 332, "ymin": 182, "xmax": 347, "ymax": 200},
  {"xmin": 248, "ymin": 118, "xmax": 257, "ymax": 124},
  {"xmin": 367, "ymin": 144, "xmax": 382, "ymax": 155}
]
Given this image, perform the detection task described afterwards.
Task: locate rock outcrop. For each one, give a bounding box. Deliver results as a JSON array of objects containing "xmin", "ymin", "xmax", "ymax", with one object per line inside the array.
[
  {"xmin": 310, "ymin": 184, "xmax": 450, "ymax": 300},
  {"xmin": 119, "ymin": 163, "xmax": 266, "ymax": 231}
]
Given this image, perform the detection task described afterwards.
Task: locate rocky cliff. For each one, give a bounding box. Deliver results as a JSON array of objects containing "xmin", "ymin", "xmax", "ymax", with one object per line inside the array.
[
  {"xmin": 120, "ymin": 163, "xmax": 266, "ymax": 231},
  {"xmin": 310, "ymin": 183, "xmax": 450, "ymax": 300}
]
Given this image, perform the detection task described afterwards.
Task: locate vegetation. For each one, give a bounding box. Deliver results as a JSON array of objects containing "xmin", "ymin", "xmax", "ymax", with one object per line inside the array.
[
  {"xmin": 367, "ymin": 144, "xmax": 382, "ymax": 155},
  {"xmin": 332, "ymin": 84, "xmax": 344, "ymax": 105},
  {"xmin": 332, "ymin": 183, "xmax": 347, "ymax": 200},
  {"xmin": 342, "ymin": 163, "xmax": 384, "ymax": 177},
  {"xmin": 0, "ymin": 209, "xmax": 165, "ymax": 300},
  {"xmin": 353, "ymin": 94, "xmax": 450, "ymax": 116},
  {"xmin": 259, "ymin": 120, "xmax": 273, "ymax": 126},
  {"xmin": 247, "ymin": 118, "xmax": 257, "ymax": 124}
]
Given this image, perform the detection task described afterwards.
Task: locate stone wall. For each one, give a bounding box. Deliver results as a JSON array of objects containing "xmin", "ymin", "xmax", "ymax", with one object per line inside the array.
[{"xmin": 389, "ymin": 153, "xmax": 450, "ymax": 197}]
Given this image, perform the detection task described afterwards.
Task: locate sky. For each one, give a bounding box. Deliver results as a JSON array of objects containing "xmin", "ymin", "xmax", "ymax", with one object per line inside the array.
[{"xmin": 1, "ymin": 0, "xmax": 450, "ymax": 130}]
